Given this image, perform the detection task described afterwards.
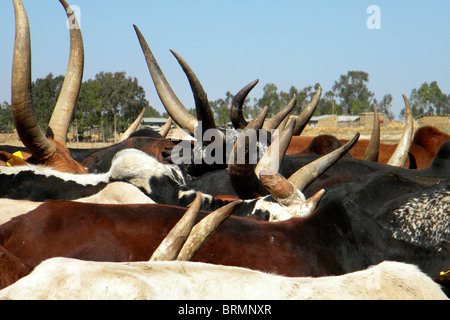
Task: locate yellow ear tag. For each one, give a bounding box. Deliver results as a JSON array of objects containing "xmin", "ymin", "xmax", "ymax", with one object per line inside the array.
[
  {"xmin": 440, "ymin": 270, "xmax": 450, "ymax": 276},
  {"xmin": 6, "ymin": 151, "xmax": 24, "ymax": 167},
  {"xmin": 13, "ymin": 151, "xmax": 24, "ymax": 159}
]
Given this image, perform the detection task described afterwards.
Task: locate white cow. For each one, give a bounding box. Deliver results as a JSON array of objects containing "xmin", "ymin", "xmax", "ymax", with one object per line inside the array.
[{"xmin": 0, "ymin": 258, "xmax": 446, "ymax": 300}]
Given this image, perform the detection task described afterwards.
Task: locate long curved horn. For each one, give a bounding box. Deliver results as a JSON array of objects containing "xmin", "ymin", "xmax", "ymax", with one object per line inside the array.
[
  {"xmin": 47, "ymin": 0, "xmax": 84, "ymax": 145},
  {"xmin": 11, "ymin": 0, "xmax": 56, "ymax": 160},
  {"xmin": 254, "ymin": 118, "xmax": 295, "ymax": 178},
  {"xmin": 288, "ymin": 133, "xmax": 360, "ymax": 191},
  {"xmin": 228, "ymin": 107, "xmax": 269, "ymax": 199},
  {"xmin": 134, "ymin": 25, "xmax": 197, "ymax": 136},
  {"xmin": 387, "ymin": 95, "xmax": 413, "ymax": 167},
  {"xmin": 149, "ymin": 192, "xmax": 203, "ymax": 261},
  {"xmin": 259, "ymin": 168, "xmax": 295, "ymax": 204},
  {"xmin": 170, "ymin": 50, "xmax": 219, "ymax": 137},
  {"xmin": 293, "ymin": 86, "xmax": 322, "ymax": 136},
  {"xmin": 119, "ymin": 108, "xmax": 145, "ymax": 142},
  {"xmin": 176, "ymin": 200, "xmax": 242, "ymax": 261},
  {"xmin": 363, "ymin": 106, "xmax": 380, "ymax": 162},
  {"xmin": 259, "ymin": 168, "xmax": 325, "ymax": 211},
  {"xmin": 230, "ymin": 80, "xmax": 259, "ymax": 130},
  {"xmin": 262, "ymin": 96, "xmax": 297, "ymax": 131}
]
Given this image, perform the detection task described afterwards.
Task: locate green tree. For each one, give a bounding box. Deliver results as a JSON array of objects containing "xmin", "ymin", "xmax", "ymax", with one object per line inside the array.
[
  {"xmin": 73, "ymin": 71, "xmax": 154, "ymax": 138},
  {"xmin": 279, "ymin": 85, "xmax": 319, "ymax": 116},
  {"xmin": 210, "ymin": 91, "xmax": 234, "ymax": 126},
  {"xmin": 92, "ymin": 71, "xmax": 149, "ymax": 134},
  {"xmin": 375, "ymin": 94, "xmax": 395, "ymax": 120},
  {"xmin": 279, "ymin": 86, "xmax": 300, "ymax": 114},
  {"xmin": 317, "ymin": 90, "xmax": 339, "ymax": 115},
  {"xmin": 443, "ymin": 94, "xmax": 450, "ymax": 115},
  {"xmin": 15, "ymin": 71, "xmax": 156, "ymax": 140},
  {"xmin": 402, "ymin": 81, "xmax": 449, "ymax": 119},
  {"xmin": 73, "ymin": 78, "xmax": 103, "ymax": 135},
  {"xmin": 332, "ymin": 71, "xmax": 375, "ymax": 115},
  {"xmin": 143, "ymin": 107, "xmax": 163, "ymax": 118},
  {"xmin": 256, "ymin": 83, "xmax": 281, "ymax": 117},
  {"xmin": 418, "ymin": 81, "xmax": 446, "ymax": 115},
  {"xmin": 0, "ymin": 101, "xmax": 14, "ymax": 133},
  {"xmin": 406, "ymin": 88, "xmax": 423, "ymax": 118},
  {"xmin": 31, "ymin": 73, "xmax": 65, "ymax": 131}
]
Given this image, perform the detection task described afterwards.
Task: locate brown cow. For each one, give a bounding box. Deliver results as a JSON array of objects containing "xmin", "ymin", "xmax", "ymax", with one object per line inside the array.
[
  {"xmin": 287, "ymin": 126, "xmax": 449, "ymax": 169},
  {"xmin": 1, "ymin": 192, "xmax": 446, "ymax": 300},
  {"xmin": 10, "ymin": 0, "xmax": 87, "ymax": 174}
]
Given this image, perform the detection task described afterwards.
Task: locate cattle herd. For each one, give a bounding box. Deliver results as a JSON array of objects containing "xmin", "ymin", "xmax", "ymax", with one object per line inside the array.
[{"xmin": 0, "ymin": 0, "xmax": 448, "ymax": 300}]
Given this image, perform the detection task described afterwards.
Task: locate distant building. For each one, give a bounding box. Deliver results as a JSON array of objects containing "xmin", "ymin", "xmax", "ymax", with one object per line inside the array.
[
  {"xmin": 307, "ymin": 112, "xmax": 387, "ymax": 128},
  {"xmin": 308, "ymin": 115, "xmax": 337, "ymax": 127},
  {"xmin": 337, "ymin": 115, "xmax": 360, "ymax": 128},
  {"xmin": 359, "ymin": 112, "xmax": 387, "ymax": 127},
  {"xmin": 140, "ymin": 118, "xmax": 172, "ymax": 131}
]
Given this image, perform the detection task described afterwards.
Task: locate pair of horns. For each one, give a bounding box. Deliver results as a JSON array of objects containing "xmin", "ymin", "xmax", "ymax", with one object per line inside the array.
[
  {"xmin": 228, "ymin": 103, "xmax": 359, "ymax": 200},
  {"xmin": 134, "ymin": 25, "xmax": 221, "ymax": 142},
  {"xmin": 150, "ymin": 193, "xmax": 242, "ymax": 261},
  {"xmin": 363, "ymin": 95, "xmax": 413, "ymax": 167},
  {"xmin": 134, "ymin": 25, "xmax": 322, "ymax": 140},
  {"xmin": 12, "ymin": 0, "xmax": 83, "ymax": 159}
]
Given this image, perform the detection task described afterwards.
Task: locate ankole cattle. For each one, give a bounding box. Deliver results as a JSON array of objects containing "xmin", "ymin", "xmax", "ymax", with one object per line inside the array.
[
  {"xmin": 3, "ymin": 0, "xmax": 174, "ymax": 174},
  {"xmin": 8, "ymin": 0, "xmax": 86, "ymax": 174},
  {"xmin": 0, "ymin": 162, "xmax": 449, "ymax": 293},
  {"xmin": 2, "ymin": 1, "xmax": 449, "ymax": 300},
  {"xmin": 1, "ymin": 195, "xmax": 445, "ymax": 300}
]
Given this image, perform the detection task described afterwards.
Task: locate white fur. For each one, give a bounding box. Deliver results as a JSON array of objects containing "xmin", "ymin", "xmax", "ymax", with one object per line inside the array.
[
  {"xmin": 251, "ymin": 190, "xmax": 318, "ymax": 221},
  {"xmin": 0, "ymin": 258, "xmax": 446, "ymax": 300},
  {"xmin": 0, "ymin": 149, "xmax": 185, "ymax": 195},
  {"xmin": 0, "ymin": 164, "xmax": 110, "ymax": 186},
  {"xmin": 108, "ymin": 149, "xmax": 187, "ymax": 194}
]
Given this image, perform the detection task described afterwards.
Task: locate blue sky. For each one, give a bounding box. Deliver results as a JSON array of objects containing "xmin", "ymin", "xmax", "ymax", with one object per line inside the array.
[{"xmin": 0, "ymin": 1, "xmax": 449, "ymax": 119}]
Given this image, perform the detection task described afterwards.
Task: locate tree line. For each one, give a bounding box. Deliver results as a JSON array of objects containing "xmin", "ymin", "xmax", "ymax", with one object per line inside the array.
[
  {"xmin": 0, "ymin": 70, "xmax": 448, "ymax": 137},
  {"xmin": 207, "ymin": 71, "xmax": 449, "ymax": 125}
]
